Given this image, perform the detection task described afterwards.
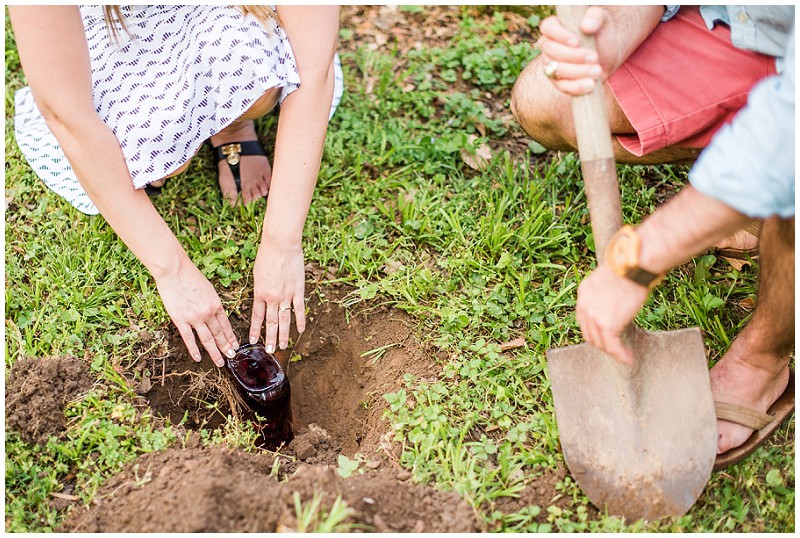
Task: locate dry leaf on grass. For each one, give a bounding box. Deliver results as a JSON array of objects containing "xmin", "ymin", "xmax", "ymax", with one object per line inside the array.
[
  {"xmin": 461, "ymin": 135, "xmax": 493, "ymax": 171},
  {"xmin": 382, "ymin": 260, "xmax": 405, "ymax": 275},
  {"xmin": 499, "ymin": 336, "xmax": 526, "ymax": 351},
  {"xmin": 50, "ymin": 492, "xmax": 80, "ymax": 501}
]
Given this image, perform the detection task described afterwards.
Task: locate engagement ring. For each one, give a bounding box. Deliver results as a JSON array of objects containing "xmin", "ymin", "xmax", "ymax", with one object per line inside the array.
[{"xmin": 279, "ymin": 305, "xmax": 292, "ymax": 312}]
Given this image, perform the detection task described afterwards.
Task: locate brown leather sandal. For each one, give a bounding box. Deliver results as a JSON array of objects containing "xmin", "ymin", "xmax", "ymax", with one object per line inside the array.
[
  {"xmin": 713, "ymin": 369, "xmax": 795, "ymax": 471},
  {"xmin": 712, "ymin": 219, "xmax": 763, "ymax": 269}
]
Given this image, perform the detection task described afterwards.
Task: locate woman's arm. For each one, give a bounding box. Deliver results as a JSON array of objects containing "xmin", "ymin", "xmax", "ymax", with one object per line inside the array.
[
  {"xmin": 249, "ymin": 6, "xmax": 339, "ymax": 352},
  {"xmin": 10, "ymin": 6, "xmax": 238, "ymax": 366}
]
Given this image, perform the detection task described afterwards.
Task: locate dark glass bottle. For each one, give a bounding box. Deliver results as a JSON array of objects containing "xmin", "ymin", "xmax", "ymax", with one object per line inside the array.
[{"xmin": 225, "ymin": 343, "xmax": 294, "ymax": 447}]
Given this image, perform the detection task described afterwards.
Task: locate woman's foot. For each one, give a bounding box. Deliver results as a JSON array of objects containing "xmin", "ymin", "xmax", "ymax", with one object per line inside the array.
[
  {"xmin": 709, "ymin": 343, "xmax": 791, "ymax": 455},
  {"xmin": 210, "ymin": 120, "xmax": 272, "ymax": 205},
  {"xmin": 145, "ymin": 154, "xmax": 197, "ymax": 195}
]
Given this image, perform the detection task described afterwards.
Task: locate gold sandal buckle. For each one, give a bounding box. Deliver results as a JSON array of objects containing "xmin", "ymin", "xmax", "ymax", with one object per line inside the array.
[{"xmin": 222, "ymin": 143, "xmax": 241, "ymax": 166}]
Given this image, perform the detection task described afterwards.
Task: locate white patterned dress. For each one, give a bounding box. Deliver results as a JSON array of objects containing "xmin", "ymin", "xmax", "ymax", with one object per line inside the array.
[{"xmin": 14, "ymin": 5, "xmax": 344, "ymax": 215}]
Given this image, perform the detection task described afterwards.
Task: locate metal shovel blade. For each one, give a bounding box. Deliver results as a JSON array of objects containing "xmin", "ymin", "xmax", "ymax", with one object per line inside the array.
[{"xmin": 547, "ymin": 326, "xmax": 717, "ymax": 521}]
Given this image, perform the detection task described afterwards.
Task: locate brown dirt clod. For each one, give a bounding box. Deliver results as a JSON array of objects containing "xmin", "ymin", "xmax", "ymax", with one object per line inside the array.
[{"xmin": 5, "ymin": 355, "xmax": 92, "ymax": 445}]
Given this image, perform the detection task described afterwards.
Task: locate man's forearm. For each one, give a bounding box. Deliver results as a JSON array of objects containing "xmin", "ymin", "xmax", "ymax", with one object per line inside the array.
[
  {"xmin": 637, "ymin": 186, "xmax": 752, "ymax": 275},
  {"xmin": 601, "ymin": 5, "xmax": 666, "ymax": 71}
]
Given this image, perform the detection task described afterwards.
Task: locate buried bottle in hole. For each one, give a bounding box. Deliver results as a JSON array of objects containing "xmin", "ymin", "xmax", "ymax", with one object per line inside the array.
[{"xmin": 225, "ymin": 343, "xmax": 294, "ymax": 447}]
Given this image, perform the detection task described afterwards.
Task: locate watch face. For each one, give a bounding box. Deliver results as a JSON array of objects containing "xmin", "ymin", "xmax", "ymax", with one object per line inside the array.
[
  {"xmin": 605, "ymin": 225, "xmax": 663, "ymax": 288},
  {"xmin": 607, "ymin": 228, "xmax": 639, "ymax": 277}
]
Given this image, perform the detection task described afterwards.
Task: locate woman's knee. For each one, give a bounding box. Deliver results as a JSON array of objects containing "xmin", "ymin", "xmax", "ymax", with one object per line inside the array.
[
  {"xmin": 165, "ymin": 159, "xmax": 191, "ymax": 178},
  {"xmin": 164, "ymin": 142, "xmax": 205, "ymax": 179},
  {"xmin": 238, "ymin": 87, "xmax": 282, "ymax": 121}
]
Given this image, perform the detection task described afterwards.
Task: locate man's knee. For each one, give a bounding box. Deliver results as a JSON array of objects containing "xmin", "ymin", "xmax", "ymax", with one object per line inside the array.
[
  {"xmin": 509, "ymin": 68, "xmax": 533, "ymax": 125},
  {"xmin": 511, "ymin": 57, "xmax": 574, "ymax": 150},
  {"xmin": 511, "ymin": 58, "xmax": 547, "ymax": 129}
]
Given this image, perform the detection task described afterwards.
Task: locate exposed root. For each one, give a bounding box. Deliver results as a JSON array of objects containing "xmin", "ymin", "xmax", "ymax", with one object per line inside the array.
[{"xmin": 161, "ymin": 369, "xmax": 248, "ymax": 424}]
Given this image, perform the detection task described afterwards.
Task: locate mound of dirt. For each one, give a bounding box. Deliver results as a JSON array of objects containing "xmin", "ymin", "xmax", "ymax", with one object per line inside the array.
[
  {"xmin": 286, "ymin": 464, "xmax": 479, "ymax": 533},
  {"xmin": 5, "ymin": 356, "xmax": 93, "ymax": 444},
  {"xmin": 59, "ymin": 429, "xmax": 478, "ymax": 533}
]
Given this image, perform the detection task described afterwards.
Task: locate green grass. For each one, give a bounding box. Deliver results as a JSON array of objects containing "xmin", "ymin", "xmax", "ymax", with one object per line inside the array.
[
  {"xmin": 292, "ymin": 491, "xmax": 359, "ymax": 533},
  {"xmin": 5, "ymin": 6, "xmax": 794, "ymax": 533}
]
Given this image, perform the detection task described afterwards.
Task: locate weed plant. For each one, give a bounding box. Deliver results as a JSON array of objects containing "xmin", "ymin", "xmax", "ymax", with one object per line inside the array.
[{"xmin": 4, "ymin": 6, "xmax": 793, "ymax": 533}]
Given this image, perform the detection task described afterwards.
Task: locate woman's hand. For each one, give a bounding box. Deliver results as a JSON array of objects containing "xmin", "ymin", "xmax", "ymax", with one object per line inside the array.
[
  {"xmin": 156, "ymin": 263, "xmax": 239, "ymax": 367},
  {"xmin": 249, "ymin": 237, "xmax": 307, "ymax": 353}
]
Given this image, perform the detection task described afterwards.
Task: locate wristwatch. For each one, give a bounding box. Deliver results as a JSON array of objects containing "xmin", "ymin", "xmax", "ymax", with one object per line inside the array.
[{"xmin": 605, "ymin": 225, "xmax": 665, "ymax": 290}]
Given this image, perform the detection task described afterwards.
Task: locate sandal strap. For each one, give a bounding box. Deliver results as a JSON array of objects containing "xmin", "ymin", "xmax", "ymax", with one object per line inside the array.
[
  {"xmin": 716, "ymin": 247, "xmax": 760, "ymax": 260},
  {"xmin": 743, "ymin": 219, "xmax": 763, "ymax": 237},
  {"xmin": 212, "ymin": 140, "xmax": 265, "ymax": 163},
  {"xmin": 715, "ymin": 401, "xmax": 773, "ymax": 430},
  {"xmin": 211, "ymin": 140, "xmax": 267, "ymax": 193}
]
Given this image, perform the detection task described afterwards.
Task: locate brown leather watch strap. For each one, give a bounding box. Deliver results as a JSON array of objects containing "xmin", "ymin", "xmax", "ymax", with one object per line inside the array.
[{"xmin": 626, "ymin": 266, "xmax": 663, "ymax": 289}]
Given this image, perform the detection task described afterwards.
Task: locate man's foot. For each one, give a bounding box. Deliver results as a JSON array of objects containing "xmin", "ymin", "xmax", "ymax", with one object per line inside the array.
[
  {"xmin": 210, "ymin": 120, "xmax": 272, "ymax": 205},
  {"xmin": 712, "ymin": 221, "xmax": 761, "ymax": 270},
  {"xmin": 709, "ymin": 345, "xmax": 791, "ymax": 455}
]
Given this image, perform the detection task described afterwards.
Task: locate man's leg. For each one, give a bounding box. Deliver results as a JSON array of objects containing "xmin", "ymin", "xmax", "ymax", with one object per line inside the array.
[
  {"xmin": 710, "ymin": 216, "xmax": 794, "ymax": 454},
  {"xmin": 510, "ymin": 55, "xmax": 702, "ymax": 165}
]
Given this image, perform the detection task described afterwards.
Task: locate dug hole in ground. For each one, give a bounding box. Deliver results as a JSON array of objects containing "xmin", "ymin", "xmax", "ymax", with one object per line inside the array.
[{"xmin": 7, "ymin": 277, "xmax": 564, "ymax": 532}]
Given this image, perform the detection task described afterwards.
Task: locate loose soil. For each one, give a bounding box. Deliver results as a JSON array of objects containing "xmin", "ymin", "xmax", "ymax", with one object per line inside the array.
[
  {"xmin": 56, "ymin": 439, "xmax": 478, "ymax": 533},
  {"xmin": 5, "ymin": 355, "xmax": 93, "ymax": 445}
]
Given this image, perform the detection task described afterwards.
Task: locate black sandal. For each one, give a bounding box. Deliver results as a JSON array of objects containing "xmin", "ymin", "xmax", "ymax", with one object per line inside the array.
[
  {"xmin": 144, "ymin": 182, "xmax": 166, "ymax": 196},
  {"xmin": 211, "ymin": 140, "xmax": 268, "ymax": 193}
]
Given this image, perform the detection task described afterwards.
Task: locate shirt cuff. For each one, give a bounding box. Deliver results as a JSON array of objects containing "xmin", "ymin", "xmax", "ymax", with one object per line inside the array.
[{"xmin": 661, "ymin": 5, "xmax": 680, "ymax": 22}]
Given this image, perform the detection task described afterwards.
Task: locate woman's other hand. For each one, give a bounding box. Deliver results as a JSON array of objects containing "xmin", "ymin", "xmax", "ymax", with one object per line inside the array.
[
  {"xmin": 249, "ymin": 237, "xmax": 307, "ymax": 353},
  {"xmin": 156, "ymin": 262, "xmax": 239, "ymax": 367}
]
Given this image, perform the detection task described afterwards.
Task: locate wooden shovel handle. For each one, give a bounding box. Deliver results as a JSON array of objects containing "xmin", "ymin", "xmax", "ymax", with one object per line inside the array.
[{"xmin": 555, "ymin": 5, "xmax": 622, "ymax": 262}]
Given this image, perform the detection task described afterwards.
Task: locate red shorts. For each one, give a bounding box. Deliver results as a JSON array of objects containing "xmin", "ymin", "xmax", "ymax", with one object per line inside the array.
[{"xmin": 607, "ymin": 6, "xmax": 777, "ymax": 156}]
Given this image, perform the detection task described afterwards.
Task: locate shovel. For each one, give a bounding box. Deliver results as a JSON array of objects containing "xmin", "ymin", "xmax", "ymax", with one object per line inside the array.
[{"xmin": 545, "ymin": 5, "xmax": 718, "ymax": 522}]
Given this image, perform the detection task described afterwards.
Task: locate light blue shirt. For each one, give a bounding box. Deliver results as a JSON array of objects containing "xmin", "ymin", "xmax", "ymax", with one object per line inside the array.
[
  {"xmin": 689, "ymin": 24, "xmax": 795, "ymax": 218},
  {"xmin": 661, "ymin": 5, "xmax": 795, "ymax": 217},
  {"xmin": 698, "ymin": 5, "xmax": 794, "ymax": 70}
]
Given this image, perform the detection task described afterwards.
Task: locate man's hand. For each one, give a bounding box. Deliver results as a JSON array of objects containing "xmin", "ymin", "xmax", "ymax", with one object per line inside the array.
[
  {"xmin": 575, "ymin": 186, "xmax": 753, "ymax": 364},
  {"xmin": 575, "ymin": 264, "xmax": 650, "ymax": 364},
  {"xmin": 536, "ymin": 6, "xmax": 664, "ymax": 96}
]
